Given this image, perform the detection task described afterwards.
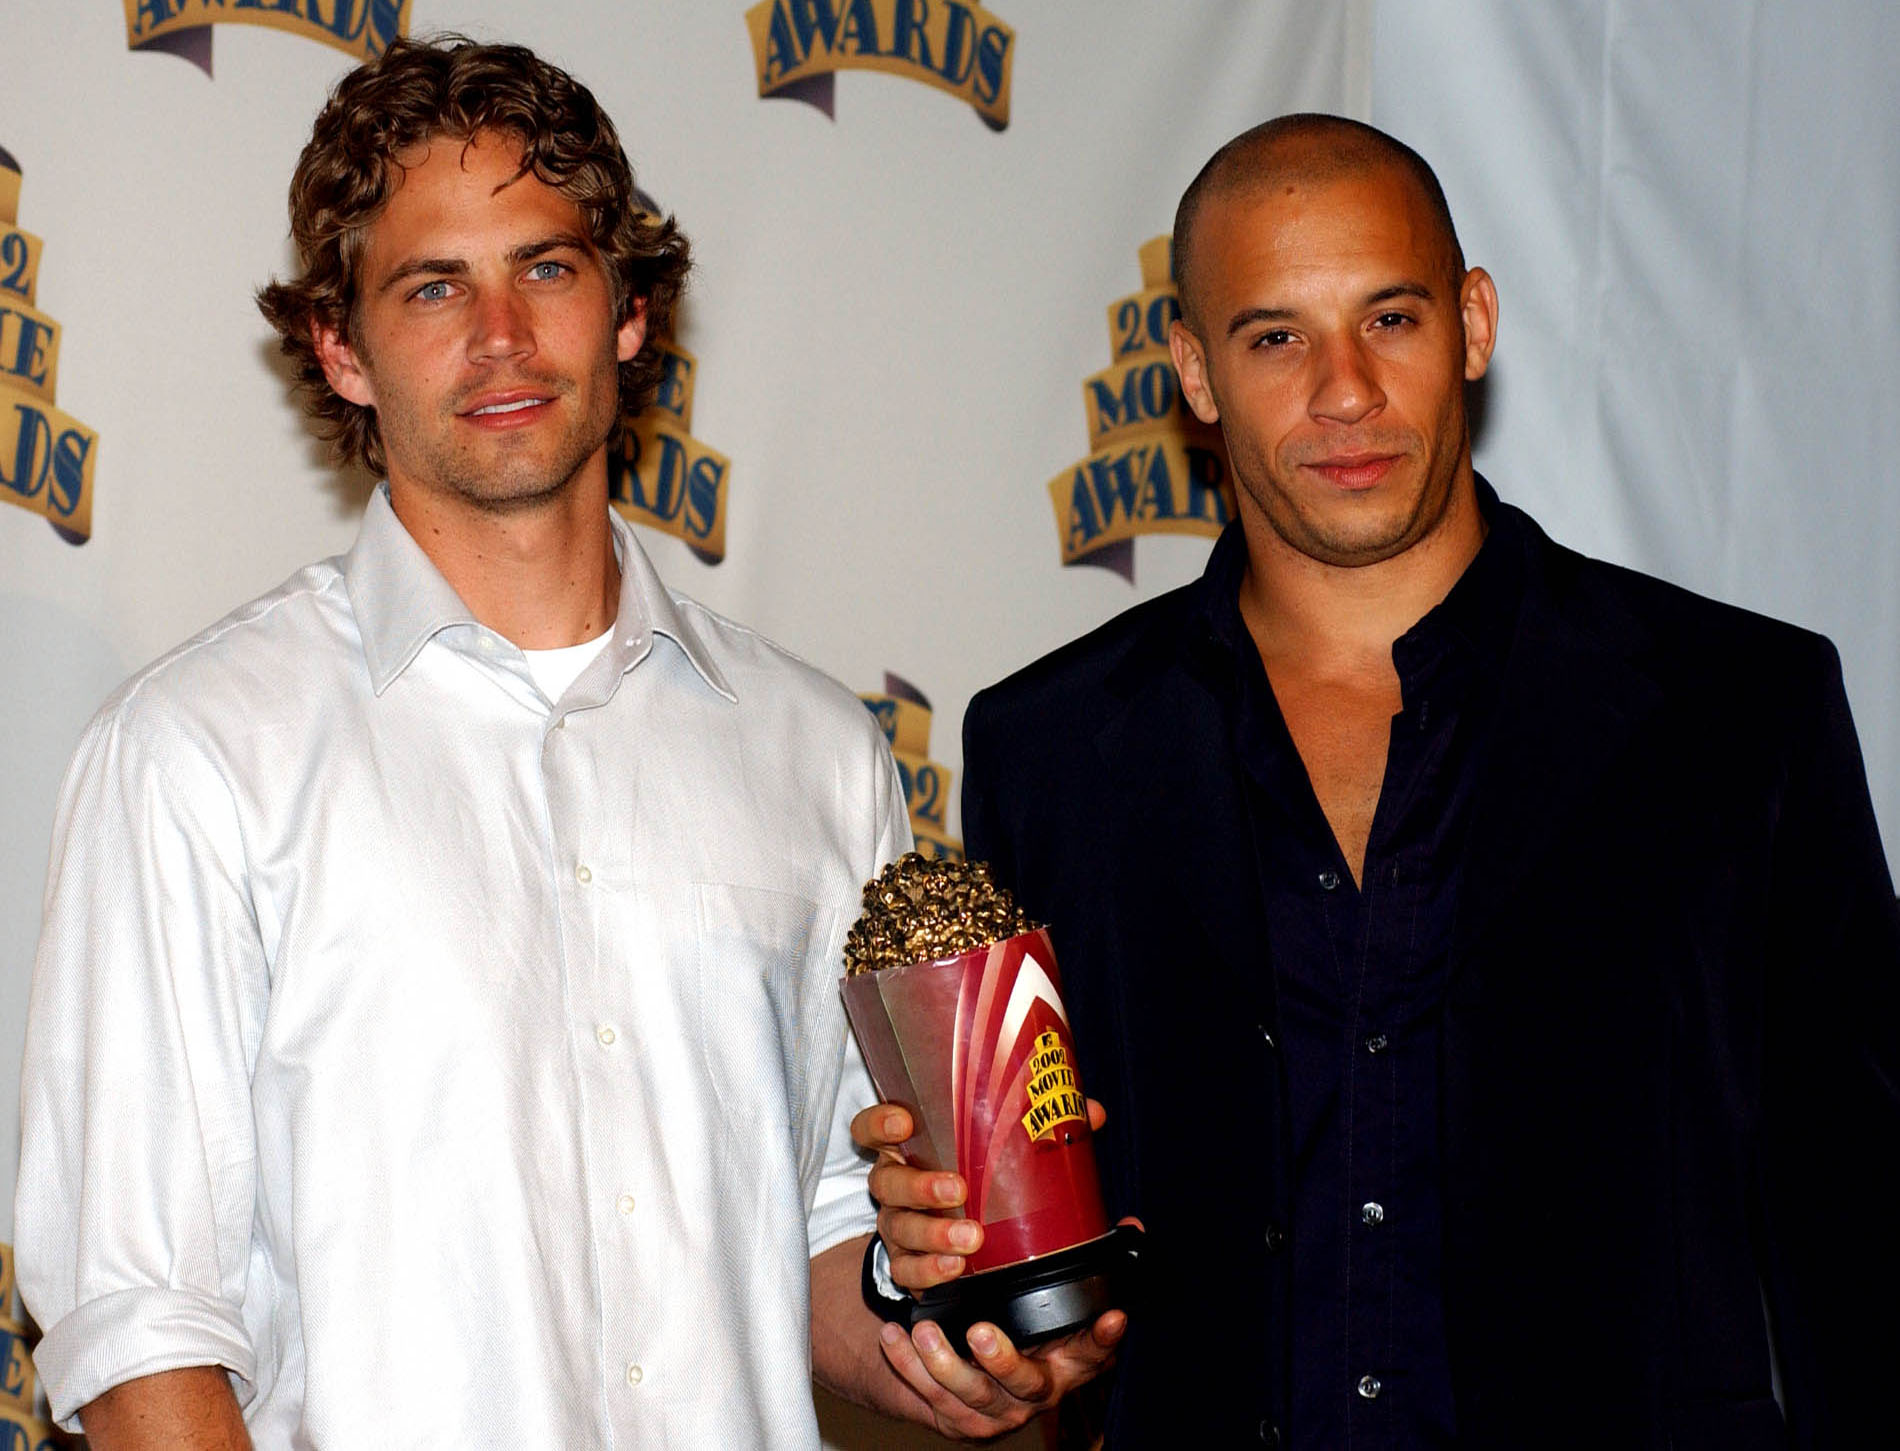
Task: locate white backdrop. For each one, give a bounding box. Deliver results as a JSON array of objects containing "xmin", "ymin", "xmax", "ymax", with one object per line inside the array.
[
  {"xmin": 5, "ymin": 1, "xmax": 1896, "ymax": 1443},
  {"xmin": 1, "ymin": 4, "xmax": 1366, "ymax": 1444}
]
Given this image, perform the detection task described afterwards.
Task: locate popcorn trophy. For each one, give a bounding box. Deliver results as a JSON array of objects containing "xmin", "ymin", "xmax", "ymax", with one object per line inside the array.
[{"xmin": 843, "ymin": 853, "xmax": 1143, "ymax": 1353}]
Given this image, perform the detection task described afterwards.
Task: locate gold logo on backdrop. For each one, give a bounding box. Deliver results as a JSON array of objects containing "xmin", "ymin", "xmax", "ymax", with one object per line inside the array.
[
  {"xmin": 860, "ymin": 674, "xmax": 963, "ymax": 861},
  {"xmin": 0, "ymin": 1240, "xmax": 60, "ymax": 1445},
  {"xmin": 125, "ymin": 0, "xmax": 412, "ymax": 76},
  {"xmin": 1020, "ymin": 1030, "xmax": 1085, "ymax": 1142},
  {"xmin": 608, "ymin": 331, "xmax": 731, "ymax": 562},
  {"xmin": 1046, "ymin": 236, "xmax": 1235, "ymax": 580},
  {"xmin": 746, "ymin": 0, "xmax": 1013, "ymax": 130},
  {"xmin": 0, "ymin": 148, "xmax": 97, "ymax": 544}
]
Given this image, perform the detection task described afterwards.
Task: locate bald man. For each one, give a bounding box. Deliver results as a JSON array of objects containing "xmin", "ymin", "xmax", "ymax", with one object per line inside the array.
[{"xmin": 864, "ymin": 116, "xmax": 1900, "ymax": 1448}]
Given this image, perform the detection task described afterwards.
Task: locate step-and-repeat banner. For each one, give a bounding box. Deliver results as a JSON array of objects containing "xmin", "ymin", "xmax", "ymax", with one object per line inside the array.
[
  {"xmin": 1, "ymin": 3, "xmax": 1366, "ymax": 1444},
  {"xmin": 9, "ymin": 1, "xmax": 1899, "ymax": 1444}
]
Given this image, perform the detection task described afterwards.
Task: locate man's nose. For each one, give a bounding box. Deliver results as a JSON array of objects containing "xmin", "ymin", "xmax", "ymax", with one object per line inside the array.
[
  {"xmin": 1308, "ymin": 334, "xmax": 1385, "ymax": 425},
  {"xmin": 468, "ymin": 289, "xmax": 534, "ymax": 365}
]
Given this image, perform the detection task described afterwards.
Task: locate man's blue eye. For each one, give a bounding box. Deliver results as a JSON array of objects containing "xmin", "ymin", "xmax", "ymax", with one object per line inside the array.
[
  {"xmin": 528, "ymin": 261, "xmax": 566, "ymax": 281},
  {"xmin": 416, "ymin": 281, "xmax": 451, "ymax": 302}
]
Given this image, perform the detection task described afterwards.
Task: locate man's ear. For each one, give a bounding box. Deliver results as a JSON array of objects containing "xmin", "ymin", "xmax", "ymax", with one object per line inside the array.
[
  {"xmin": 1169, "ymin": 319, "xmax": 1221, "ymax": 425},
  {"xmin": 1459, "ymin": 267, "xmax": 1499, "ymax": 382},
  {"xmin": 312, "ymin": 317, "xmax": 376, "ymax": 408},
  {"xmin": 616, "ymin": 297, "xmax": 647, "ymax": 364}
]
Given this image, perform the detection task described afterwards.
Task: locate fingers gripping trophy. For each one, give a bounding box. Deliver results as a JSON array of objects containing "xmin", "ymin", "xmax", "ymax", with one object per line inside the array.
[{"xmin": 843, "ymin": 854, "xmax": 1144, "ymax": 1354}]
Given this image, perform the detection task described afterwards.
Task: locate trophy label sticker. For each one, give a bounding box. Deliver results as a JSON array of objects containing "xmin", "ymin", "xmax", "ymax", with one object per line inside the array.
[
  {"xmin": 746, "ymin": 0, "xmax": 1014, "ymax": 129},
  {"xmin": 1019, "ymin": 1030, "xmax": 1085, "ymax": 1142}
]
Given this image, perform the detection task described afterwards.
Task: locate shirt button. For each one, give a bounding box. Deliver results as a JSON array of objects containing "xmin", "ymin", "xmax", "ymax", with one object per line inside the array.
[
  {"xmin": 618, "ymin": 1193, "xmax": 636, "ymax": 1216},
  {"xmin": 1257, "ymin": 1423, "xmax": 1281, "ymax": 1447},
  {"xmin": 1362, "ymin": 1201, "xmax": 1385, "ymax": 1226},
  {"xmin": 575, "ymin": 863, "xmax": 593, "ymax": 884},
  {"xmin": 1263, "ymin": 1223, "xmax": 1286, "ymax": 1253},
  {"xmin": 1358, "ymin": 1374, "xmax": 1382, "ymax": 1400},
  {"xmin": 1364, "ymin": 1033, "xmax": 1389, "ymax": 1054},
  {"xmin": 626, "ymin": 1363, "xmax": 644, "ymax": 1387},
  {"xmin": 1317, "ymin": 869, "xmax": 1341, "ymax": 891},
  {"xmin": 597, "ymin": 1025, "xmax": 618, "ymax": 1047}
]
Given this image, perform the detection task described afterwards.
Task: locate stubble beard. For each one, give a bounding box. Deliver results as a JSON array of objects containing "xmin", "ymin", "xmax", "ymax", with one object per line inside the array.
[{"xmin": 377, "ymin": 354, "xmax": 623, "ymax": 517}]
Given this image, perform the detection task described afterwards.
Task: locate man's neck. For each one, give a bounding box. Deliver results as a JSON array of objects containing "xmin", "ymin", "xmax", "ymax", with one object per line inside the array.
[
  {"xmin": 387, "ymin": 470, "xmax": 620, "ymax": 650},
  {"xmin": 1237, "ymin": 472, "xmax": 1486, "ymax": 680}
]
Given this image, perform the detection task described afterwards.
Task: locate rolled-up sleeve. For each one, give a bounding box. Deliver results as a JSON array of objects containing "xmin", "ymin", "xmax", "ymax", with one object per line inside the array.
[{"xmin": 15, "ymin": 699, "xmax": 266, "ymax": 1429}]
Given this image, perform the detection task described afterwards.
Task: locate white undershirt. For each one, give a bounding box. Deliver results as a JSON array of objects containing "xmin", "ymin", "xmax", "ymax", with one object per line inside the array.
[{"xmin": 523, "ymin": 628, "xmax": 612, "ymax": 701}]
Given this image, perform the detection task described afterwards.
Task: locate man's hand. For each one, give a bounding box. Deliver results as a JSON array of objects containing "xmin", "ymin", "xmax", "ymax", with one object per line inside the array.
[{"xmin": 840, "ymin": 1100, "xmax": 1130, "ymax": 1438}]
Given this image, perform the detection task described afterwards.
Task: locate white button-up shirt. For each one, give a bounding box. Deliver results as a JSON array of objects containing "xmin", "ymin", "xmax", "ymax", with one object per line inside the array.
[{"xmin": 17, "ymin": 488, "xmax": 903, "ymax": 1447}]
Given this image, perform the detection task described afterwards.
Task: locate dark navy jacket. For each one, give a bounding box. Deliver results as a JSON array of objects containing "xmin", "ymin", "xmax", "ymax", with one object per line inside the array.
[{"xmin": 961, "ymin": 492, "xmax": 1900, "ymax": 1449}]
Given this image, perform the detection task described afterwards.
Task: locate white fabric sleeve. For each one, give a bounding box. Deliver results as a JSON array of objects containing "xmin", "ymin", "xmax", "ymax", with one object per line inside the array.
[
  {"xmin": 14, "ymin": 703, "xmax": 266, "ymax": 1429},
  {"xmin": 806, "ymin": 736, "xmax": 913, "ymax": 1259}
]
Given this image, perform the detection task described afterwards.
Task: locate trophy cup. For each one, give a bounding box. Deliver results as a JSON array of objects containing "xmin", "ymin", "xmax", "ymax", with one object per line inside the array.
[{"xmin": 843, "ymin": 853, "xmax": 1143, "ymax": 1354}]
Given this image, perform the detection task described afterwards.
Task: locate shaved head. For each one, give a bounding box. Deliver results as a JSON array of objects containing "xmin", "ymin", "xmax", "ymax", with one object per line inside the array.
[{"xmin": 1171, "ymin": 114, "xmax": 1464, "ymax": 331}]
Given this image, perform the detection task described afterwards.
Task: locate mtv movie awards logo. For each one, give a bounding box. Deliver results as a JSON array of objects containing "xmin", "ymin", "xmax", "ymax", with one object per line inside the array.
[
  {"xmin": 1046, "ymin": 236, "xmax": 1235, "ymax": 580},
  {"xmin": 0, "ymin": 149, "xmax": 97, "ymax": 545},
  {"xmin": 746, "ymin": 0, "xmax": 1013, "ymax": 129},
  {"xmin": 860, "ymin": 674, "xmax": 963, "ymax": 860},
  {"xmin": 0, "ymin": 1241, "xmax": 63, "ymax": 1448},
  {"xmin": 125, "ymin": 0, "xmax": 412, "ymax": 75}
]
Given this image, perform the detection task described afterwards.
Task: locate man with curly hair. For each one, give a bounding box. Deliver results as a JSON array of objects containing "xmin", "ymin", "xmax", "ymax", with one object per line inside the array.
[{"xmin": 14, "ymin": 36, "xmax": 1116, "ymax": 1449}]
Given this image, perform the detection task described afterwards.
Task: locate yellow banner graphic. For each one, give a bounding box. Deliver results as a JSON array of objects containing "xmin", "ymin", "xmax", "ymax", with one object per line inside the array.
[
  {"xmin": 1047, "ymin": 235, "xmax": 1232, "ymax": 574},
  {"xmin": 1082, "ymin": 352, "xmax": 1222, "ymax": 454},
  {"xmin": 861, "ymin": 676, "xmax": 964, "ymax": 859},
  {"xmin": 1137, "ymin": 235, "xmax": 1172, "ymax": 292},
  {"xmin": 0, "ymin": 225, "xmax": 38, "ymax": 306},
  {"xmin": 0, "ymin": 152, "xmax": 18, "ymax": 228},
  {"xmin": 0, "ymin": 1402, "xmax": 58, "ymax": 1451},
  {"xmin": 1048, "ymin": 431, "xmax": 1232, "ymax": 569},
  {"xmin": 124, "ymin": 0, "xmax": 412, "ymax": 65},
  {"xmin": 1020, "ymin": 1030, "xmax": 1085, "ymax": 1142},
  {"xmin": 746, "ymin": 0, "xmax": 1014, "ymax": 129},
  {"xmin": 1, "ymin": 384, "xmax": 98, "ymax": 542},
  {"xmin": 0, "ymin": 1319, "xmax": 33, "ymax": 1416},
  {"xmin": 652, "ymin": 341, "xmax": 697, "ymax": 433},
  {"xmin": 0, "ymin": 299, "xmax": 59, "ymax": 404},
  {"xmin": 609, "ymin": 414, "xmax": 729, "ymax": 564}
]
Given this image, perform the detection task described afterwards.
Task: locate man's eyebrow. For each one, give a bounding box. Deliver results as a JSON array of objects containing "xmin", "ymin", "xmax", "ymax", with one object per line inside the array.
[
  {"xmin": 1366, "ymin": 282, "xmax": 1436, "ymax": 306},
  {"xmin": 506, "ymin": 233, "xmax": 593, "ymax": 265},
  {"xmin": 1225, "ymin": 305, "xmax": 1297, "ymax": 338},
  {"xmin": 378, "ymin": 257, "xmax": 468, "ymax": 295}
]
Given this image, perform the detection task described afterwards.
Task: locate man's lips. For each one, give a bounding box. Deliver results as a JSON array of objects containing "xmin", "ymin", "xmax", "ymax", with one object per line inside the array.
[
  {"xmin": 1304, "ymin": 453, "xmax": 1403, "ymax": 490},
  {"xmin": 458, "ymin": 391, "xmax": 557, "ymax": 428}
]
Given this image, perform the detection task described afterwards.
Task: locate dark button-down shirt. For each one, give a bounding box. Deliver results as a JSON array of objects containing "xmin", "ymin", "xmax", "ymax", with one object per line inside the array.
[{"xmin": 1197, "ymin": 497, "xmax": 1524, "ymax": 1448}]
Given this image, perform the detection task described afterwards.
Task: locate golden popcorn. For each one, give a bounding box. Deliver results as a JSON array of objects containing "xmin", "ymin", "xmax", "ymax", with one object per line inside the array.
[{"xmin": 843, "ymin": 852, "xmax": 1039, "ymax": 975}]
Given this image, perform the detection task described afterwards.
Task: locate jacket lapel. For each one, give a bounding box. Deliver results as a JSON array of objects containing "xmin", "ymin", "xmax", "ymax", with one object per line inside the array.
[{"xmin": 1090, "ymin": 634, "xmax": 1278, "ymax": 1019}]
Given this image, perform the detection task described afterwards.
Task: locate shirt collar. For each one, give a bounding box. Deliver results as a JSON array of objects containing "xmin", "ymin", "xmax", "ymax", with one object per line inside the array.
[
  {"xmin": 1194, "ymin": 473, "xmax": 1524, "ymax": 680},
  {"xmin": 343, "ymin": 483, "xmax": 735, "ymax": 701}
]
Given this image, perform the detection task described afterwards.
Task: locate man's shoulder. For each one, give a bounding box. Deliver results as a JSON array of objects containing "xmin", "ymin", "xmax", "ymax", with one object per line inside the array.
[
  {"xmin": 967, "ymin": 584, "xmax": 1201, "ymax": 744},
  {"xmin": 1519, "ymin": 508, "xmax": 1840, "ymax": 682},
  {"xmin": 92, "ymin": 558, "xmax": 351, "ymax": 739},
  {"xmin": 666, "ymin": 591, "xmax": 888, "ymax": 754}
]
